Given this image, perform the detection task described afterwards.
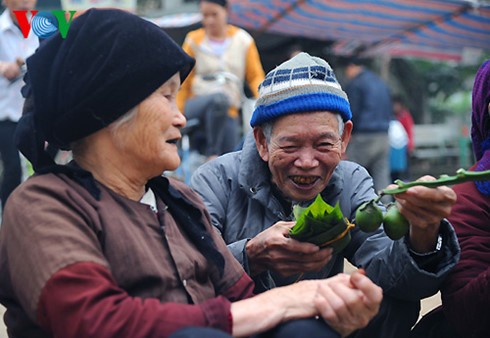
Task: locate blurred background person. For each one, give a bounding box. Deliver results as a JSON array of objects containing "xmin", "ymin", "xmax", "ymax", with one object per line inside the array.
[
  {"xmin": 389, "ymin": 118, "xmax": 409, "ymax": 182},
  {"xmin": 343, "ymin": 56, "xmax": 393, "ymax": 193},
  {"xmin": 287, "ymin": 43, "xmax": 303, "ymax": 58},
  {"xmin": 392, "ymin": 95, "xmax": 415, "ymax": 157},
  {"xmin": 392, "ymin": 94, "xmax": 414, "ymax": 180},
  {"xmin": 176, "ymin": 0, "xmax": 264, "ymax": 160},
  {"xmin": 0, "ymin": 0, "xmax": 38, "ymax": 211}
]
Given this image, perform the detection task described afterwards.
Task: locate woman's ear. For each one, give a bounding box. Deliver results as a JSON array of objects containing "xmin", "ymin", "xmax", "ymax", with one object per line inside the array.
[{"xmin": 253, "ymin": 127, "xmax": 269, "ymax": 162}]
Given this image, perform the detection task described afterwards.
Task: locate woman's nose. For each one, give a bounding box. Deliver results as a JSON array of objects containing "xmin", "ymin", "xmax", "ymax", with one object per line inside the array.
[{"xmin": 175, "ymin": 110, "xmax": 186, "ymax": 128}]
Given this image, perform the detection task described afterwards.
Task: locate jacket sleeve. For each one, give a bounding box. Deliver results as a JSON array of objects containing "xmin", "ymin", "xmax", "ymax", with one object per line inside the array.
[
  {"xmin": 190, "ymin": 159, "xmax": 277, "ymax": 293},
  {"xmin": 441, "ymin": 181, "xmax": 490, "ymax": 336},
  {"xmin": 344, "ymin": 163, "xmax": 461, "ymax": 301},
  {"xmin": 189, "ymin": 159, "xmax": 248, "ymax": 264},
  {"xmin": 38, "ymin": 262, "xmax": 235, "ymax": 338},
  {"xmin": 190, "ymin": 160, "xmax": 232, "ymax": 241}
]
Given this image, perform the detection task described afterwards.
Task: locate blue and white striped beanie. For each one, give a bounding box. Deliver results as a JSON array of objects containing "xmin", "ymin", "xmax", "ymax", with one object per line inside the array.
[{"xmin": 250, "ymin": 52, "xmax": 352, "ymax": 127}]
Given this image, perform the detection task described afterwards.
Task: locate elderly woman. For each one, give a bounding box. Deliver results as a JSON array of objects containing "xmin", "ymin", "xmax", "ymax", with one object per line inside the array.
[{"xmin": 0, "ymin": 9, "xmax": 382, "ymax": 338}]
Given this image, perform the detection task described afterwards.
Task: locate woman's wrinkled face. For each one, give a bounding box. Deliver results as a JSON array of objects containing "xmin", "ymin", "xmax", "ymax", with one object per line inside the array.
[
  {"xmin": 200, "ymin": 1, "xmax": 228, "ymax": 37},
  {"xmin": 111, "ymin": 73, "xmax": 186, "ymax": 175},
  {"xmin": 255, "ymin": 112, "xmax": 352, "ymax": 202}
]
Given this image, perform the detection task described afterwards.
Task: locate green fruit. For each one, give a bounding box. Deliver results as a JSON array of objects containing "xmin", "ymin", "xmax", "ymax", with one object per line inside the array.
[
  {"xmin": 383, "ymin": 203, "xmax": 410, "ymax": 240},
  {"xmin": 355, "ymin": 199, "xmax": 383, "ymax": 233}
]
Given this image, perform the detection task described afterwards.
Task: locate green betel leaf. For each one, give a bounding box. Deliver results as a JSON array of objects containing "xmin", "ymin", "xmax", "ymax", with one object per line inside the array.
[
  {"xmin": 309, "ymin": 194, "xmax": 332, "ymax": 217},
  {"xmin": 331, "ymin": 202, "xmax": 344, "ymax": 221},
  {"xmin": 289, "ymin": 195, "xmax": 348, "ymax": 241}
]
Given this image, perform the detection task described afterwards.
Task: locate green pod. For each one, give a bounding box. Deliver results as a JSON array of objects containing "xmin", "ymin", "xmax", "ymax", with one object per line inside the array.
[
  {"xmin": 355, "ymin": 199, "xmax": 383, "ymax": 233},
  {"xmin": 383, "ymin": 203, "xmax": 410, "ymax": 240}
]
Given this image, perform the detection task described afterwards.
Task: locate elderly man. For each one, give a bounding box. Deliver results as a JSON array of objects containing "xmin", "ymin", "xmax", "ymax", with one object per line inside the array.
[{"xmin": 190, "ymin": 53, "xmax": 460, "ymax": 338}]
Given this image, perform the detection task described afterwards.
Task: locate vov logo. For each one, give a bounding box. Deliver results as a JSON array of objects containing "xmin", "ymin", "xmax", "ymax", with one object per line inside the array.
[{"xmin": 13, "ymin": 10, "xmax": 77, "ymax": 39}]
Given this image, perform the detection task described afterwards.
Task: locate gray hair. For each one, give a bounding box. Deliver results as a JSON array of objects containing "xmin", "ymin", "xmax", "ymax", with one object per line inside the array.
[
  {"xmin": 260, "ymin": 113, "xmax": 345, "ymax": 143},
  {"xmin": 71, "ymin": 106, "xmax": 138, "ymax": 156}
]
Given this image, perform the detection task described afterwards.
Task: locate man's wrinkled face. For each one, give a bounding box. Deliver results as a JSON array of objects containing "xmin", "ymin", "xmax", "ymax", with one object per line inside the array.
[{"xmin": 255, "ymin": 112, "xmax": 352, "ymax": 202}]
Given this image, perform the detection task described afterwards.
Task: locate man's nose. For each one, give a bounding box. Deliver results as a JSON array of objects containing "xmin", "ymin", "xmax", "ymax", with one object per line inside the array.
[{"xmin": 294, "ymin": 149, "xmax": 319, "ymax": 169}]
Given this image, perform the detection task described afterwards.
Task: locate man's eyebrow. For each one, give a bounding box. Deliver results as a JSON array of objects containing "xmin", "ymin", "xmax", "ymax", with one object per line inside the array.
[
  {"xmin": 277, "ymin": 135, "xmax": 301, "ymax": 143},
  {"xmin": 276, "ymin": 132, "xmax": 338, "ymax": 143},
  {"xmin": 317, "ymin": 132, "xmax": 340, "ymax": 140}
]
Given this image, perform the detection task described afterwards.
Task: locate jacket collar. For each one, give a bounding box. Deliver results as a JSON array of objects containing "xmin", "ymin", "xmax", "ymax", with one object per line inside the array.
[{"xmin": 238, "ymin": 132, "xmax": 270, "ymax": 195}]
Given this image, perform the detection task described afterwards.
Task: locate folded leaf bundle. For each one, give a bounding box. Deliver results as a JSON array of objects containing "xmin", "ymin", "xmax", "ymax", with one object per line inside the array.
[{"xmin": 289, "ymin": 195, "xmax": 355, "ymax": 253}]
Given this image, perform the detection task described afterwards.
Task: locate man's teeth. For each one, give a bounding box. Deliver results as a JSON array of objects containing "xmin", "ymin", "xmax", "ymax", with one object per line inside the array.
[{"xmin": 292, "ymin": 176, "xmax": 316, "ymax": 185}]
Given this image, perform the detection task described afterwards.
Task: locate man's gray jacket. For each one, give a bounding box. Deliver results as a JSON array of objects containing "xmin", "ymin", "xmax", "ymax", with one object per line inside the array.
[{"xmin": 190, "ymin": 134, "xmax": 460, "ymax": 301}]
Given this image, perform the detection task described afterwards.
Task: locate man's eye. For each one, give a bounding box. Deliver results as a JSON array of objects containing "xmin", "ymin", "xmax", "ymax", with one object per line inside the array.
[
  {"xmin": 282, "ymin": 146, "xmax": 298, "ymax": 152},
  {"xmin": 318, "ymin": 141, "xmax": 340, "ymax": 151}
]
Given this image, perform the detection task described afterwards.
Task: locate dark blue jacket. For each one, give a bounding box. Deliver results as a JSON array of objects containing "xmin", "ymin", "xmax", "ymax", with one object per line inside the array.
[{"xmin": 345, "ymin": 69, "xmax": 393, "ymax": 133}]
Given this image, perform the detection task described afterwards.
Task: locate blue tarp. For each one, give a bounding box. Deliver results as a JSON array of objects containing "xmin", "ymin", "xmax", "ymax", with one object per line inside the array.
[{"xmin": 227, "ymin": 0, "xmax": 490, "ymax": 61}]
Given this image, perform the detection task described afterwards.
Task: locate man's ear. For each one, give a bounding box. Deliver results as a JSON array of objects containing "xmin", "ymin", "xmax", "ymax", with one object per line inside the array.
[
  {"xmin": 253, "ymin": 127, "xmax": 269, "ymax": 162},
  {"xmin": 340, "ymin": 120, "xmax": 353, "ymax": 154}
]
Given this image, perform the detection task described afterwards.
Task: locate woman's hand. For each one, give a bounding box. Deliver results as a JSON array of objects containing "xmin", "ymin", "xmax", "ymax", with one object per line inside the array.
[{"xmin": 231, "ymin": 270, "xmax": 382, "ymax": 337}]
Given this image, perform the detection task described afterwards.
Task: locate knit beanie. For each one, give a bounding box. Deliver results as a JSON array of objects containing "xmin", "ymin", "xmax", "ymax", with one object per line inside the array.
[{"xmin": 250, "ymin": 52, "xmax": 352, "ymax": 127}]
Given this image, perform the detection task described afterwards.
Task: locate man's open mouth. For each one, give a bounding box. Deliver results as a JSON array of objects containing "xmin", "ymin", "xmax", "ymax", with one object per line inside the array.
[{"xmin": 290, "ymin": 176, "xmax": 318, "ymax": 186}]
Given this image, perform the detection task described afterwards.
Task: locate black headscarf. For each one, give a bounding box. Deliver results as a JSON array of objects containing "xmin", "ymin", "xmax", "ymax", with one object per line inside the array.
[{"xmin": 17, "ymin": 8, "xmax": 195, "ymax": 171}]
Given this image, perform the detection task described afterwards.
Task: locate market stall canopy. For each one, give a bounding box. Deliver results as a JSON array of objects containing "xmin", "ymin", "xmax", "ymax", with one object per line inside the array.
[{"xmin": 226, "ymin": 0, "xmax": 490, "ymax": 62}]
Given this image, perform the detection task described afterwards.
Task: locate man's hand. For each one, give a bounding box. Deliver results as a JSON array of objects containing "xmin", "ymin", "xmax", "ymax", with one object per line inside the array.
[
  {"xmin": 245, "ymin": 221, "xmax": 333, "ymax": 277},
  {"xmin": 391, "ymin": 175, "xmax": 456, "ymax": 253},
  {"xmin": 0, "ymin": 61, "xmax": 21, "ymax": 80}
]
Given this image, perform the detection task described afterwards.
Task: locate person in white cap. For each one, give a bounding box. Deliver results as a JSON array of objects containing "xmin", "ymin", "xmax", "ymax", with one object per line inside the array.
[{"xmin": 191, "ymin": 52, "xmax": 460, "ymax": 338}]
